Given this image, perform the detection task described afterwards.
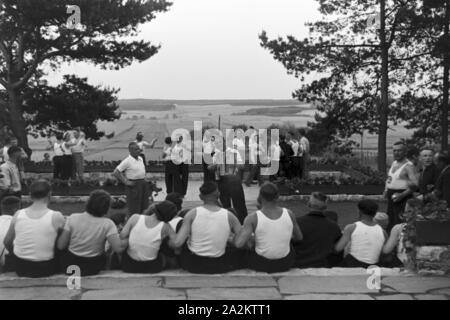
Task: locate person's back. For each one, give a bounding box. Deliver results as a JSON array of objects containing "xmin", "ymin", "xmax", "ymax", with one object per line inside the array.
[
  {"xmin": 57, "ymin": 190, "xmax": 124, "ymax": 276},
  {"xmin": 0, "ymin": 197, "xmax": 21, "ymax": 269},
  {"xmin": 236, "ymin": 183, "xmax": 302, "ymax": 273},
  {"xmin": 293, "ymin": 193, "xmax": 341, "ymax": 268},
  {"xmin": 255, "ymin": 208, "xmax": 292, "ymax": 260},
  {"xmin": 14, "ymin": 207, "xmax": 60, "ymax": 262},
  {"xmin": 335, "ymin": 199, "xmax": 387, "ymax": 268},
  {"xmin": 295, "ymin": 213, "xmax": 341, "ymax": 268},
  {"xmin": 349, "ymin": 221, "xmax": 385, "ymax": 265},
  {"xmin": 3, "ymin": 180, "xmax": 64, "ymax": 278},
  {"xmin": 188, "ymin": 206, "xmax": 230, "ymax": 258},
  {"xmin": 65, "ymin": 212, "xmax": 117, "ymax": 258},
  {"xmin": 128, "ymin": 215, "xmax": 164, "ymax": 261}
]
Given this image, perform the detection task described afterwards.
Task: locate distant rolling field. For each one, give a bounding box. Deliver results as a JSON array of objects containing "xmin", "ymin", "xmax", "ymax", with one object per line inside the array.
[{"xmin": 28, "ymin": 101, "xmax": 414, "ymax": 162}]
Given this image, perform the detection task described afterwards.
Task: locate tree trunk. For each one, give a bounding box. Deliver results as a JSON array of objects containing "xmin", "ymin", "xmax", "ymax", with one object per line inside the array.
[
  {"xmin": 442, "ymin": 0, "xmax": 450, "ymax": 151},
  {"xmin": 378, "ymin": 0, "xmax": 389, "ymax": 175},
  {"xmin": 7, "ymin": 88, "xmax": 31, "ymax": 157}
]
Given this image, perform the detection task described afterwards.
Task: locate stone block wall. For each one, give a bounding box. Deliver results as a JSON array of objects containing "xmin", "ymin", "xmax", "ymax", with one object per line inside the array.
[{"xmin": 404, "ymin": 200, "xmax": 450, "ymax": 275}]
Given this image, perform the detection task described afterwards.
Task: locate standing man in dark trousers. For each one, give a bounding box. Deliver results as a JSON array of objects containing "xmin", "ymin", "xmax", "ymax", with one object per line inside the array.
[
  {"xmin": 279, "ymin": 134, "xmax": 293, "ymax": 179},
  {"xmin": 114, "ymin": 142, "xmax": 150, "ymax": 215},
  {"xmin": 418, "ymin": 148, "xmax": 440, "ymax": 199},
  {"xmin": 245, "ymin": 134, "xmax": 263, "ymax": 187},
  {"xmin": 0, "ymin": 146, "xmax": 23, "ymax": 200},
  {"xmin": 385, "ymin": 142, "xmax": 418, "ymax": 231},
  {"xmin": 288, "ymin": 132, "xmax": 302, "ymax": 179},
  {"xmin": 162, "ymin": 137, "xmax": 181, "ymax": 194},
  {"xmin": 209, "ymin": 143, "xmax": 248, "ymax": 223},
  {"xmin": 434, "ymin": 151, "xmax": 450, "ymax": 208},
  {"xmin": 202, "ymin": 135, "xmax": 216, "ymax": 183},
  {"xmin": 172, "ymin": 136, "xmax": 190, "ymax": 197}
]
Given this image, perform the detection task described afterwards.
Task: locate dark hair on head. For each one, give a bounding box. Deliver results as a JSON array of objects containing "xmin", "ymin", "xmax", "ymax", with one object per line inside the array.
[
  {"xmin": 86, "ymin": 190, "xmax": 112, "ymax": 217},
  {"xmin": 128, "ymin": 141, "xmax": 138, "ymax": 148},
  {"xmin": 55, "ymin": 133, "xmax": 64, "ymax": 141},
  {"xmin": 298, "ymin": 128, "xmax": 306, "ymax": 136},
  {"xmin": 164, "ymin": 137, "xmax": 172, "ymax": 145},
  {"xmin": 7, "ymin": 146, "xmax": 22, "ymax": 157},
  {"xmin": 259, "ymin": 183, "xmax": 279, "ymax": 202},
  {"xmin": 358, "ymin": 200, "xmax": 379, "ymax": 217},
  {"xmin": 280, "ymin": 134, "xmax": 286, "ymax": 141},
  {"xmin": 0, "ymin": 196, "xmax": 21, "ymax": 216},
  {"xmin": 407, "ymin": 146, "xmax": 420, "ymax": 159},
  {"xmin": 30, "ymin": 179, "xmax": 52, "ymax": 200},
  {"xmin": 154, "ymin": 201, "xmax": 178, "ymax": 223},
  {"xmin": 200, "ymin": 181, "xmax": 218, "ymax": 196},
  {"xmin": 166, "ymin": 192, "xmax": 183, "ymax": 211},
  {"xmin": 323, "ymin": 210, "xmax": 338, "ymax": 223}
]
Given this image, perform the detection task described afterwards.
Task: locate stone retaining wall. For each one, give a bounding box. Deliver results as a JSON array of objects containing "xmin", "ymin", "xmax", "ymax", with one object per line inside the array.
[
  {"xmin": 20, "ymin": 195, "xmax": 386, "ymax": 204},
  {"xmin": 404, "ymin": 200, "xmax": 450, "ymax": 275}
]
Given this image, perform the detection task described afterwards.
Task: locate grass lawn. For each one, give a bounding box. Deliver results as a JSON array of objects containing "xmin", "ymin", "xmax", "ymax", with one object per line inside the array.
[{"xmin": 47, "ymin": 200, "xmax": 388, "ymax": 230}]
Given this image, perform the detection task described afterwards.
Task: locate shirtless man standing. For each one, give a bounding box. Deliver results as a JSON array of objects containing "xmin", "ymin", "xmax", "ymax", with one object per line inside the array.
[{"xmin": 384, "ymin": 142, "xmax": 418, "ymax": 231}]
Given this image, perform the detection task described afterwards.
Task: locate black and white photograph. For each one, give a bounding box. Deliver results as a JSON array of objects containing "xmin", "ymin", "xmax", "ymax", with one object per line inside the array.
[{"xmin": 1, "ymin": 0, "xmax": 450, "ymax": 304}]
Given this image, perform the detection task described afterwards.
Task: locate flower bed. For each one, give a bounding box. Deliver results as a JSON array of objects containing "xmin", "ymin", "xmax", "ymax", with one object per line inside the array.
[
  {"xmin": 276, "ymin": 174, "xmax": 385, "ymax": 196},
  {"xmin": 22, "ymin": 177, "xmax": 160, "ymax": 197}
]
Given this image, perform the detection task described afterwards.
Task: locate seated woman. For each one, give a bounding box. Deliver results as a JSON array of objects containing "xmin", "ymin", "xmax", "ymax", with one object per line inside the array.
[
  {"xmin": 120, "ymin": 201, "xmax": 178, "ymax": 273},
  {"xmin": 235, "ymin": 183, "xmax": 303, "ymax": 273},
  {"xmin": 335, "ymin": 200, "xmax": 387, "ymax": 268},
  {"xmin": 382, "ymin": 199, "xmax": 422, "ymax": 268},
  {"xmin": 171, "ymin": 182, "xmax": 242, "ymax": 274},
  {"xmin": 57, "ymin": 190, "xmax": 127, "ymax": 276},
  {"xmin": 3, "ymin": 180, "xmax": 65, "ymax": 278}
]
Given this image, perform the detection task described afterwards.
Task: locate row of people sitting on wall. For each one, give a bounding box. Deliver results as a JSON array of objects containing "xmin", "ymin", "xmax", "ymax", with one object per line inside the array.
[{"xmin": 0, "ymin": 180, "xmax": 412, "ymax": 278}]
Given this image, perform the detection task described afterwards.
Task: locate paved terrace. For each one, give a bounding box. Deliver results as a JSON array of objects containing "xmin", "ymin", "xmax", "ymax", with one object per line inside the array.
[{"xmin": 1, "ymin": 269, "xmax": 450, "ymax": 300}]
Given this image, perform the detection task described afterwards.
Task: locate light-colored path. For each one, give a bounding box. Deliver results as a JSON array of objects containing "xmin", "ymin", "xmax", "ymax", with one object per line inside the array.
[{"xmin": 1, "ymin": 269, "xmax": 449, "ymax": 300}]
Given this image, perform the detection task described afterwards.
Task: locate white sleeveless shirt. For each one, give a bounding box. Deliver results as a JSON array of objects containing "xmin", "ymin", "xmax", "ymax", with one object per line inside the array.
[
  {"xmin": 14, "ymin": 209, "xmax": 58, "ymax": 261},
  {"xmin": 127, "ymin": 216, "xmax": 164, "ymax": 262},
  {"xmin": 386, "ymin": 161, "xmax": 412, "ymax": 190},
  {"xmin": 349, "ymin": 222, "xmax": 385, "ymax": 265},
  {"xmin": 188, "ymin": 207, "xmax": 230, "ymax": 258},
  {"xmin": 53, "ymin": 142, "xmax": 64, "ymax": 156},
  {"xmin": 61, "ymin": 142, "xmax": 72, "ymax": 155},
  {"xmin": 255, "ymin": 209, "xmax": 293, "ymax": 260}
]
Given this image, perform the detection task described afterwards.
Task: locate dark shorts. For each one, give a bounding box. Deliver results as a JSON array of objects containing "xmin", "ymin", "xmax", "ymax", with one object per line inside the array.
[
  {"xmin": 60, "ymin": 251, "xmax": 106, "ymax": 277},
  {"xmin": 11, "ymin": 254, "xmax": 57, "ymax": 278},
  {"xmin": 342, "ymin": 254, "xmax": 377, "ymax": 269},
  {"xmin": 121, "ymin": 252, "xmax": 164, "ymax": 274},
  {"xmin": 180, "ymin": 246, "xmax": 244, "ymax": 274},
  {"xmin": 247, "ymin": 250, "xmax": 295, "ymax": 273}
]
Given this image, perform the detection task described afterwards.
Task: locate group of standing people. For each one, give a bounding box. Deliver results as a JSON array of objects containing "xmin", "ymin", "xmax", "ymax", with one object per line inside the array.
[
  {"xmin": 384, "ymin": 141, "xmax": 450, "ymax": 232},
  {"xmin": 49, "ymin": 130, "xmax": 87, "ymax": 182},
  {"xmin": 279, "ymin": 129, "xmax": 310, "ymax": 180},
  {"xmin": 0, "ymin": 137, "xmax": 28, "ymax": 208}
]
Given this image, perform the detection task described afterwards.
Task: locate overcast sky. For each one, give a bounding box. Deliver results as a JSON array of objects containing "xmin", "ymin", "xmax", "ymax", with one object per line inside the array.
[{"xmin": 46, "ymin": 0, "xmax": 321, "ymax": 100}]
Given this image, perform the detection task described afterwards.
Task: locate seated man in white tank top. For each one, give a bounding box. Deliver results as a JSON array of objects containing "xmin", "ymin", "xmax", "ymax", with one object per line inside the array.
[
  {"xmin": 3, "ymin": 180, "xmax": 65, "ymax": 278},
  {"xmin": 170, "ymin": 182, "xmax": 242, "ymax": 274},
  {"xmin": 235, "ymin": 183, "xmax": 302, "ymax": 273},
  {"xmin": 335, "ymin": 200, "xmax": 387, "ymax": 268}
]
